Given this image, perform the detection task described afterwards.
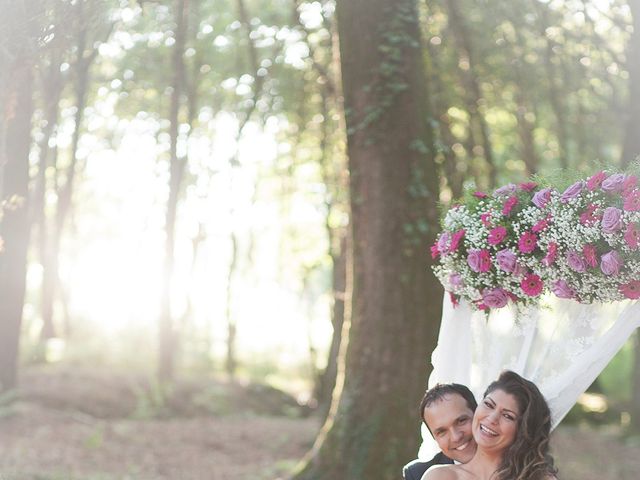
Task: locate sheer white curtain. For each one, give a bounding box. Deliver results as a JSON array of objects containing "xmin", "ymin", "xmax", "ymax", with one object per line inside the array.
[{"xmin": 418, "ymin": 293, "xmax": 640, "ymax": 459}]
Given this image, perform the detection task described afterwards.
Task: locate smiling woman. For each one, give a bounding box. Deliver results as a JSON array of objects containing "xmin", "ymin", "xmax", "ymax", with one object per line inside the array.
[
  {"xmin": 425, "ymin": 371, "xmax": 557, "ymax": 480},
  {"xmin": 474, "ymin": 390, "xmax": 519, "ymax": 450}
]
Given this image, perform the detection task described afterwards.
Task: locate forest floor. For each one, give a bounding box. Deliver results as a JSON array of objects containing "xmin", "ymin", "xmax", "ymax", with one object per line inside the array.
[{"xmin": 0, "ymin": 367, "xmax": 639, "ymax": 480}]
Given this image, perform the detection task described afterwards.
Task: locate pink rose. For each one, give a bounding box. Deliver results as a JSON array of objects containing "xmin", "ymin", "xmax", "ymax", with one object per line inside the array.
[
  {"xmin": 482, "ymin": 288, "xmax": 509, "ymax": 308},
  {"xmin": 467, "ymin": 249, "xmax": 491, "ymax": 273},
  {"xmin": 532, "ymin": 188, "xmax": 552, "ymax": 208},
  {"xmin": 587, "ymin": 171, "xmax": 607, "ymax": 191},
  {"xmin": 561, "ymin": 181, "xmax": 584, "ymax": 203},
  {"xmin": 624, "ymin": 222, "xmax": 640, "ymax": 250},
  {"xmin": 518, "ymin": 231, "xmax": 537, "ymax": 253},
  {"xmin": 566, "ymin": 250, "xmax": 586, "ymax": 273},
  {"xmin": 488, "ymin": 226, "xmax": 508, "ymax": 245},
  {"xmin": 620, "ymin": 280, "xmax": 640, "ymax": 299},
  {"xmin": 480, "ymin": 212, "xmax": 492, "ymax": 227},
  {"xmin": 496, "ymin": 249, "xmax": 517, "ymax": 273},
  {"xmin": 600, "ymin": 250, "xmax": 623, "ymax": 276},
  {"xmin": 602, "ymin": 173, "xmax": 626, "ymax": 193},
  {"xmin": 552, "ymin": 279, "xmax": 576, "ymax": 299},
  {"xmin": 601, "ymin": 207, "xmax": 623, "ymax": 234},
  {"xmin": 430, "ymin": 243, "xmax": 440, "ymax": 259},
  {"xmin": 521, "ymin": 273, "xmax": 543, "ymax": 297},
  {"xmin": 582, "ymin": 244, "xmax": 598, "ymax": 268},
  {"xmin": 473, "ymin": 191, "xmax": 488, "ymax": 198}
]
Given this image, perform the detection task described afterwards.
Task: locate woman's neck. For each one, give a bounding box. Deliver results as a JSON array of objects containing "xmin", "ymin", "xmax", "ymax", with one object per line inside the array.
[{"xmin": 460, "ymin": 447, "xmax": 503, "ymax": 480}]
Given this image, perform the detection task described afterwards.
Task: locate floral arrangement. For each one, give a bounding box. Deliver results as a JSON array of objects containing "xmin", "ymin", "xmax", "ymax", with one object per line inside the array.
[{"xmin": 431, "ymin": 171, "xmax": 640, "ymax": 310}]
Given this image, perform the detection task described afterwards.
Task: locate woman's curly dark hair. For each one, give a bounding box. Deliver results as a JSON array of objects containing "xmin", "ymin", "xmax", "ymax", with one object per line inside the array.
[{"xmin": 484, "ymin": 371, "xmax": 558, "ymax": 480}]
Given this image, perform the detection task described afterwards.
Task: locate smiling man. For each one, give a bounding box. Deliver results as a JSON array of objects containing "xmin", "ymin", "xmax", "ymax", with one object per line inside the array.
[{"xmin": 402, "ymin": 384, "xmax": 478, "ymax": 480}]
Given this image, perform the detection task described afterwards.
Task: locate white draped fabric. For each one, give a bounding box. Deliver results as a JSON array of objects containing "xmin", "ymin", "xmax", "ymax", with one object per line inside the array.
[{"xmin": 418, "ymin": 293, "xmax": 640, "ymax": 459}]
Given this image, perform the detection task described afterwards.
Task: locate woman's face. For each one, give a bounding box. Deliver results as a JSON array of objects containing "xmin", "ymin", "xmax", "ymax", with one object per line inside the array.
[{"xmin": 472, "ymin": 388, "xmax": 520, "ymax": 453}]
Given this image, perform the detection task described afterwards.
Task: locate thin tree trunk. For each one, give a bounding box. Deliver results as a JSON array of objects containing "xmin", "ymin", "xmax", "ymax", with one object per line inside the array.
[
  {"xmin": 222, "ymin": 0, "xmax": 270, "ymax": 378},
  {"xmin": 45, "ymin": 52, "xmax": 90, "ymax": 341},
  {"xmin": 512, "ymin": 63, "xmax": 539, "ymax": 176},
  {"xmin": 535, "ymin": 2, "xmax": 570, "ymax": 169},
  {"xmin": 41, "ymin": 0, "xmax": 111, "ymax": 341},
  {"xmin": 312, "ymin": 14, "xmax": 349, "ymax": 415},
  {"xmin": 515, "ymin": 96, "xmax": 539, "ymax": 176},
  {"xmin": 444, "ymin": 0, "xmax": 496, "ymax": 187},
  {"xmin": 159, "ymin": 0, "xmax": 189, "ymax": 383},
  {"xmin": 316, "ymin": 236, "xmax": 346, "ymax": 418},
  {"xmin": 294, "ymin": 1, "xmax": 442, "ymax": 477},
  {"xmin": 0, "ymin": 6, "xmax": 34, "ymax": 392},
  {"xmin": 34, "ymin": 62, "xmax": 63, "ymax": 342},
  {"xmin": 425, "ymin": 37, "xmax": 465, "ymax": 199},
  {"xmin": 225, "ymin": 234, "xmax": 238, "ymax": 377},
  {"xmin": 622, "ymin": 0, "xmax": 640, "ymax": 166}
]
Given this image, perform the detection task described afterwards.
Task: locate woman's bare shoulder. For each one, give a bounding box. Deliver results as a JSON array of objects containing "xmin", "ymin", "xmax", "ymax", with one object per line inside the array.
[{"xmin": 422, "ymin": 464, "xmax": 459, "ymax": 480}]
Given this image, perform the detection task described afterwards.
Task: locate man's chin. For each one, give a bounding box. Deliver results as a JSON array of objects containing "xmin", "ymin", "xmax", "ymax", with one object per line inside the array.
[{"xmin": 449, "ymin": 442, "xmax": 476, "ymax": 463}]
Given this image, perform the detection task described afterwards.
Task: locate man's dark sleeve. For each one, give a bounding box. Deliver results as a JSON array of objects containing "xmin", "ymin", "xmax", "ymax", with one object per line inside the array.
[{"xmin": 402, "ymin": 452, "xmax": 453, "ymax": 480}]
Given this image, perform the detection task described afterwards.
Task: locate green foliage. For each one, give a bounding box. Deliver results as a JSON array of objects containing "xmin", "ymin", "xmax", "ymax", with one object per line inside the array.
[
  {"xmin": 598, "ymin": 337, "xmax": 634, "ymax": 402},
  {"xmin": 421, "ymin": 0, "xmax": 631, "ymax": 198}
]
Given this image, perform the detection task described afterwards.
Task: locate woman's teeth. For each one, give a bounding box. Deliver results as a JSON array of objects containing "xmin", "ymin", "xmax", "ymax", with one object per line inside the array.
[{"xmin": 480, "ymin": 424, "xmax": 498, "ymax": 436}]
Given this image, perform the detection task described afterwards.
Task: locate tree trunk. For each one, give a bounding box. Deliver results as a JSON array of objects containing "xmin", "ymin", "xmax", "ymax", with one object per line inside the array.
[
  {"xmin": 535, "ymin": 2, "xmax": 570, "ymax": 169},
  {"xmin": 316, "ymin": 236, "xmax": 347, "ymax": 418},
  {"xmin": 46, "ymin": 15, "xmax": 92, "ymax": 341},
  {"xmin": 622, "ymin": 0, "xmax": 640, "ymax": 166},
  {"xmin": 315, "ymin": 45, "xmax": 348, "ymax": 414},
  {"xmin": 40, "ymin": 0, "xmax": 110, "ymax": 342},
  {"xmin": 34, "ymin": 61, "xmax": 63, "ymax": 343},
  {"xmin": 512, "ymin": 62, "xmax": 539, "ymax": 176},
  {"xmin": 445, "ymin": 0, "xmax": 496, "ymax": 188},
  {"xmin": 225, "ymin": 233, "xmax": 238, "ymax": 377},
  {"xmin": 159, "ymin": 0, "xmax": 189, "ymax": 383},
  {"xmin": 293, "ymin": 1, "xmax": 442, "ymax": 478},
  {"xmin": 425, "ymin": 38, "xmax": 465, "ymax": 199},
  {"xmin": 0, "ymin": 18, "xmax": 34, "ymax": 392}
]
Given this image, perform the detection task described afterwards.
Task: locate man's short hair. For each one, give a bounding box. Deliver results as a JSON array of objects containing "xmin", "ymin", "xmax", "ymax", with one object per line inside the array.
[{"xmin": 419, "ymin": 383, "xmax": 478, "ymax": 430}]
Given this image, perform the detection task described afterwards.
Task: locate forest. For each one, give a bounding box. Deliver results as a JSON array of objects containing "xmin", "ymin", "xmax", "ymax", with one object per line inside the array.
[{"xmin": 1, "ymin": 0, "xmax": 640, "ymax": 479}]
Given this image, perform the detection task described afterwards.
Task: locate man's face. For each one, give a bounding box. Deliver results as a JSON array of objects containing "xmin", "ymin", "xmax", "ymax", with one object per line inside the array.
[{"xmin": 423, "ymin": 393, "xmax": 477, "ymax": 463}]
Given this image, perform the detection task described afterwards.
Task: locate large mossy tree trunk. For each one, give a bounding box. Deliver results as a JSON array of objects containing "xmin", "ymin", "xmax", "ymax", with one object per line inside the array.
[{"xmin": 293, "ymin": 1, "xmax": 442, "ymax": 478}]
